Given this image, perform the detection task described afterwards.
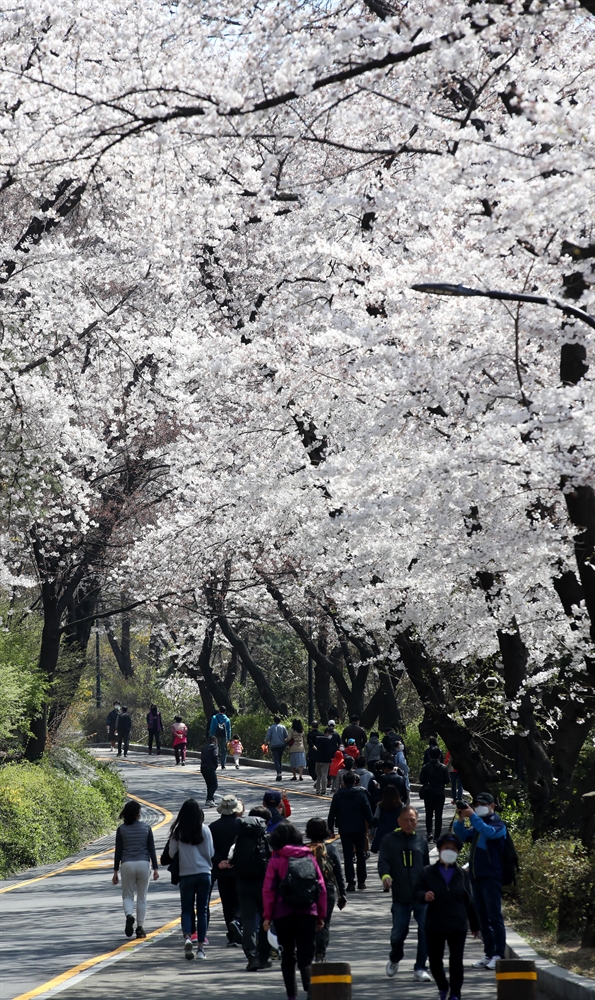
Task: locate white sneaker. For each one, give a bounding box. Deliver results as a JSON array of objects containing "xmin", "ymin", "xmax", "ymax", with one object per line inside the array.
[
  {"xmin": 196, "ymin": 946, "xmax": 206, "ymax": 960},
  {"xmin": 386, "ymin": 960, "xmax": 399, "ymax": 978},
  {"xmin": 486, "ymin": 956, "xmax": 501, "ymax": 970},
  {"xmin": 472, "ymin": 954, "xmax": 491, "ymax": 969},
  {"xmin": 184, "ymin": 938, "xmax": 194, "ymax": 960},
  {"xmin": 413, "ymin": 969, "xmax": 431, "ymax": 982}
]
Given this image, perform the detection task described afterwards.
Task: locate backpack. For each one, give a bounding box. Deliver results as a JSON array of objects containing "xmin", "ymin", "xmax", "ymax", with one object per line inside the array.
[
  {"xmin": 216, "ymin": 715, "xmax": 226, "ymax": 735},
  {"xmin": 501, "ymin": 825, "xmax": 520, "ymax": 886},
  {"xmin": 232, "ymin": 824, "xmax": 270, "ymax": 879},
  {"xmin": 279, "ymin": 855, "xmax": 320, "ymax": 907}
]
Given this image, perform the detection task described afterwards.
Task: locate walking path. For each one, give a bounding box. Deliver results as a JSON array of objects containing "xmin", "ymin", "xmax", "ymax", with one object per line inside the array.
[{"xmin": 0, "ymin": 751, "xmax": 550, "ymax": 1000}]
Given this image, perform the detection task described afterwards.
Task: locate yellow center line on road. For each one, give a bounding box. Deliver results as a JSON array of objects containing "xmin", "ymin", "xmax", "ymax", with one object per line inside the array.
[
  {"xmin": 11, "ymin": 896, "xmax": 222, "ymax": 1000},
  {"xmin": 0, "ymin": 794, "xmax": 171, "ymax": 894}
]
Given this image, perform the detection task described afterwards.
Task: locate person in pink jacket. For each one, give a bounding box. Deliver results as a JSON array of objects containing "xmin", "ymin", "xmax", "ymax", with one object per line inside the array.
[{"xmin": 262, "ymin": 821, "xmax": 327, "ymax": 1000}]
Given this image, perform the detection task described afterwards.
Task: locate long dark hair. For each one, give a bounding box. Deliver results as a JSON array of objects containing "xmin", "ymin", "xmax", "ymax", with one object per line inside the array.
[
  {"xmin": 270, "ymin": 821, "xmax": 303, "ymax": 851},
  {"xmin": 120, "ymin": 800, "xmax": 141, "ymax": 824},
  {"xmin": 379, "ymin": 784, "xmax": 402, "ymax": 812},
  {"xmin": 292, "ymin": 718, "xmax": 304, "ymax": 734},
  {"xmin": 170, "ymin": 798, "xmax": 204, "ymax": 844}
]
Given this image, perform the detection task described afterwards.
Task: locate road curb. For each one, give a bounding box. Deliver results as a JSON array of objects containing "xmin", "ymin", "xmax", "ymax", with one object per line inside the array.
[{"xmin": 505, "ymin": 927, "xmax": 595, "ymax": 999}]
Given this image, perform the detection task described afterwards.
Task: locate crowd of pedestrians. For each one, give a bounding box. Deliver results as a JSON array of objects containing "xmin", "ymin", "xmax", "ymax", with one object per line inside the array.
[{"xmin": 109, "ymin": 715, "xmax": 509, "ymax": 1000}]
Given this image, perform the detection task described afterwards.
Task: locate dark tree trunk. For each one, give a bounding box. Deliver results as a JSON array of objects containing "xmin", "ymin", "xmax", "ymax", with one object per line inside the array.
[
  {"xmin": 182, "ymin": 621, "xmax": 229, "ymax": 710},
  {"xmin": 360, "ymin": 686, "xmax": 383, "ymax": 729},
  {"xmin": 26, "ymin": 595, "xmax": 61, "ymax": 760},
  {"xmin": 217, "ymin": 615, "xmax": 285, "ymax": 714},
  {"xmin": 315, "ymin": 624, "xmax": 331, "ymax": 721}
]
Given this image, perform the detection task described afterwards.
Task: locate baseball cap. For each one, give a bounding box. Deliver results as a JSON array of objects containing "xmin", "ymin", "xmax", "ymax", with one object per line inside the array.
[
  {"xmin": 263, "ymin": 789, "xmax": 281, "ymax": 806},
  {"xmin": 475, "ymin": 792, "xmax": 495, "ymax": 805},
  {"xmin": 347, "ymin": 739, "xmax": 356, "ymax": 745},
  {"xmin": 328, "ymin": 720, "xmax": 335, "ymax": 727},
  {"xmin": 436, "ymin": 832, "xmax": 463, "ymax": 850}
]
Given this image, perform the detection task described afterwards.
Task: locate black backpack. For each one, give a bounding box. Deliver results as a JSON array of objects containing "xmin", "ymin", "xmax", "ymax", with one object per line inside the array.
[
  {"xmin": 501, "ymin": 825, "xmax": 520, "ymax": 886},
  {"xmin": 279, "ymin": 855, "xmax": 320, "ymax": 907},
  {"xmin": 232, "ymin": 824, "xmax": 270, "ymax": 879}
]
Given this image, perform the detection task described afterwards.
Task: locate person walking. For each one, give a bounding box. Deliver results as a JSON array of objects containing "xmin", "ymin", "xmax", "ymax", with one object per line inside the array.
[
  {"xmin": 344, "ymin": 739, "xmax": 359, "ymax": 761},
  {"xmin": 371, "ymin": 784, "xmax": 403, "ymax": 854},
  {"xmin": 342, "ymin": 715, "xmax": 367, "ymax": 751},
  {"xmin": 382, "ymin": 727, "xmax": 400, "ymax": 754},
  {"xmin": 326, "ymin": 721, "xmax": 341, "ymax": 754},
  {"xmin": 305, "ymin": 817, "xmax": 346, "ymax": 962},
  {"xmin": 172, "ymin": 715, "xmax": 188, "ymax": 765},
  {"xmin": 378, "ymin": 760, "xmax": 409, "ymax": 804},
  {"xmin": 116, "ymin": 706, "xmax": 132, "ymax": 757},
  {"xmin": 419, "ymin": 746, "xmax": 450, "ymax": 842},
  {"xmin": 229, "ymin": 734, "xmax": 243, "ymax": 769},
  {"xmin": 416, "ymin": 833, "xmax": 480, "ymax": 1000},
  {"xmin": 146, "ymin": 704, "xmax": 163, "ymax": 755},
  {"xmin": 286, "ymin": 719, "xmax": 307, "ymax": 781},
  {"xmin": 201, "ymin": 735, "xmax": 219, "ymax": 807},
  {"xmin": 106, "ymin": 701, "xmax": 121, "ymax": 751},
  {"xmin": 423, "ymin": 736, "xmax": 444, "ymax": 764},
  {"xmin": 445, "ymin": 750, "xmax": 464, "ymax": 803},
  {"xmin": 225, "ymin": 806, "xmax": 272, "ymax": 971},
  {"xmin": 394, "ymin": 740, "xmax": 410, "ymax": 790},
  {"xmin": 169, "ymin": 798, "xmax": 214, "ymax": 960},
  {"xmin": 209, "ymin": 706, "xmax": 231, "ymax": 768},
  {"xmin": 363, "ymin": 731, "xmax": 384, "ymax": 765},
  {"xmin": 453, "ymin": 792, "xmax": 507, "ymax": 970},
  {"xmin": 265, "ymin": 715, "xmax": 289, "ymax": 781},
  {"xmin": 354, "ymin": 756, "xmax": 376, "ymax": 793},
  {"xmin": 314, "ymin": 727, "xmax": 333, "ymax": 795},
  {"xmin": 262, "ymin": 821, "xmax": 327, "ymax": 1000},
  {"xmin": 209, "ymin": 794, "xmax": 244, "ymax": 947},
  {"xmin": 329, "ymin": 748, "xmax": 345, "ymax": 792},
  {"xmin": 112, "ymin": 800, "xmax": 159, "ymax": 939},
  {"xmin": 378, "ymin": 806, "xmax": 431, "ymax": 983},
  {"xmin": 327, "ymin": 770, "xmax": 373, "ymax": 890},
  {"xmin": 306, "ymin": 721, "xmax": 322, "ymax": 781}
]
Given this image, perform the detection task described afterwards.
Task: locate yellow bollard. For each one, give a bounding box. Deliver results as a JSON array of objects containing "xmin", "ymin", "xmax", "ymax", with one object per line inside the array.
[
  {"xmin": 311, "ymin": 962, "xmax": 352, "ymax": 1000},
  {"xmin": 496, "ymin": 958, "xmax": 538, "ymax": 999}
]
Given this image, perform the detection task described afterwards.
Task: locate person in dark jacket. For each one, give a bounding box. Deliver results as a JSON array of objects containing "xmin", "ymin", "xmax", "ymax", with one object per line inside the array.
[
  {"xmin": 210, "ymin": 706, "xmax": 232, "ymax": 769},
  {"xmin": 314, "ymin": 728, "xmax": 334, "ymax": 795},
  {"xmin": 116, "ymin": 707, "xmax": 132, "ymax": 757},
  {"xmin": 378, "ymin": 806, "xmax": 431, "ymax": 983},
  {"xmin": 327, "ymin": 771, "xmax": 373, "ymax": 890},
  {"xmin": 419, "ymin": 747, "xmax": 450, "ymax": 841},
  {"xmin": 306, "ymin": 722, "xmax": 322, "ymax": 780},
  {"xmin": 423, "ymin": 736, "xmax": 444, "ymax": 764},
  {"xmin": 378, "ymin": 761, "xmax": 409, "ymax": 805},
  {"xmin": 146, "ymin": 704, "xmax": 163, "ymax": 755},
  {"xmin": 209, "ymin": 794, "xmax": 244, "ymax": 946},
  {"xmin": 342, "ymin": 715, "xmax": 367, "ymax": 751},
  {"xmin": 224, "ymin": 808, "xmax": 272, "ymax": 971},
  {"xmin": 263, "ymin": 789, "xmax": 284, "ymax": 832},
  {"xmin": 363, "ymin": 731, "xmax": 383, "ymax": 765},
  {"xmin": 201, "ymin": 736, "xmax": 219, "ymax": 807},
  {"xmin": 306, "ymin": 817, "xmax": 347, "ymax": 962},
  {"xmin": 416, "ymin": 833, "xmax": 480, "ymax": 1000},
  {"xmin": 371, "ymin": 784, "xmax": 403, "ymax": 853},
  {"xmin": 453, "ymin": 792, "xmax": 507, "ymax": 970},
  {"xmin": 326, "ymin": 721, "xmax": 341, "ymax": 754},
  {"xmin": 106, "ymin": 701, "xmax": 120, "ymax": 751},
  {"xmin": 382, "ymin": 727, "xmax": 400, "ymax": 753}
]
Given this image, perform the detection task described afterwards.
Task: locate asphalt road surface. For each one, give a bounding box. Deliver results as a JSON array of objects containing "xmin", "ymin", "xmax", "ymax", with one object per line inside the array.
[{"xmin": 0, "ymin": 751, "xmax": 550, "ymax": 1000}]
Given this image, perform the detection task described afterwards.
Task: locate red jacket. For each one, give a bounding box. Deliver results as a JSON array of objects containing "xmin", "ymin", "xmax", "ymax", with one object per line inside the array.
[
  {"xmin": 262, "ymin": 845, "xmax": 327, "ymax": 922},
  {"xmin": 329, "ymin": 751, "xmax": 345, "ymax": 777},
  {"xmin": 344, "ymin": 745, "xmax": 359, "ymax": 760}
]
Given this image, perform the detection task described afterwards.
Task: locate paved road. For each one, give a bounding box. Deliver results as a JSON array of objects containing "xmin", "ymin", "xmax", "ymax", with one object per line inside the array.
[{"xmin": 0, "ymin": 751, "xmax": 549, "ymax": 1000}]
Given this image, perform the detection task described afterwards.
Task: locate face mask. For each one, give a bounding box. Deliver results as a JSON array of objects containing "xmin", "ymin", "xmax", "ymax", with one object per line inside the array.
[
  {"xmin": 475, "ymin": 805, "xmax": 490, "ymax": 817},
  {"xmin": 115, "ymin": 704, "xmax": 121, "ymax": 711},
  {"xmin": 440, "ymin": 849, "xmax": 458, "ymax": 865}
]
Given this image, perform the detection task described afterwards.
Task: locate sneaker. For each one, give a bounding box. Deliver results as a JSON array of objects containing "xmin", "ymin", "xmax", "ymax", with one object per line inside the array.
[
  {"xmin": 472, "ymin": 955, "xmax": 491, "ymax": 969},
  {"xmin": 346, "ymin": 882, "xmax": 356, "ymax": 892},
  {"xmin": 439, "ymin": 993, "xmax": 448, "ymax": 1000},
  {"xmin": 229, "ymin": 919, "xmax": 243, "ymax": 945},
  {"xmin": 386, "ymin": 960, "xmax": 399, "ymax": 978},
  {"xmin": 181, "ymin": 761, "xmax": 186, "ymax": 766},
  {"xmin": 184, "ymin": 938, "xmax": 194, "ymax": 960},
  {"xmin": 203, "ymin": 937, "xmax": 209, "ymax": 945},
  {"xmin": 226, "ymin": 940, "xmax": 239, "ymax": 948},
  {"xmin": 246, "ymin": 958, "xmax": 260, "ymax": 972},
  {"xmin": 196, "ymin": 946, "xmax": 206, "ymax": 960},
  {"xmin": 221, "ymin": 765, "xmax": 226, "ymax": 770},
  {"xmin": 258, "ymin": 959, "xmax": 273, "ymax": 969},
  {"xmin": 315, "ymin": 953, "xmax": 325, "ymax": 964},
  {"xmin": 275, "ymin": 774, "xmax": 282, "ymax": 781},
  {"xmin": 125, "ymin": 914, "xmax": 135, "ymax": 937},
  {"xmin": 413, "ymin": 969, "xmax": 431, "ymax": 982},
  {"xmin": 486, "ymin": 956, "xmax": 501, "ymax": 970},
  {"xmin": 357, "ymin": 882, "xmax": 366, "ymax": 890},
  {"xmin": 235, "ymin": 764, "xmax": 240, "ymax": 769},
  {"xmin": 205, "ymin": 800, "xmax": 216, "ymax": 808},
  {"xmin": 135, "ymin": 926, "xmax": 147, "ymax": 939},
  {"xmin": 191, "ymin": 932, "xmax": 198, "ymax": 942}
]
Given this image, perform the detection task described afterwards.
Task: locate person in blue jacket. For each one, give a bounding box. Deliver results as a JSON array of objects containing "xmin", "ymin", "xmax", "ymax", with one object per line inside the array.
[
  {"xmin": 210, "ymin": 706, "xmax": 232, "ymax": 769},
  {"xmin": 453, "ymin": 791, "xmax": 506, "ymax": 970}
]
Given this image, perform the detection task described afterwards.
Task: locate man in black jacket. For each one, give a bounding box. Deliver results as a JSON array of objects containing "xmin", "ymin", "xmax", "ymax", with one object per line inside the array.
[
  {"xmin": 201, "ymin": 736, "xmax": 219, "ymax": 807},
  {"xmin": 106, "ymin": 701, "xmax": 120, "ymax": 751},
  {"xmin": 116, "ymin": 707, "xmax": 132, "ymax": 757},
  {"xmin": 307, "ymin": 721, "xmax": 322, "ymax": 781},
  {"xmin": 226, "ymin": 809, "xmax": 272, "ymax": 971},
  {"xmin": 315, "ymin": 728, "xmax": 334, "ymax": 795},
  {"xmin": 378, "ymin": 761, "xmax": 409, "ymax": 805},
  {"xmin": 419, "ymin": 747, "xmax": 450, "ymax": 842},
  {"xmin": 378, "ymin": 806, "xmax": 431, "ymax": 983},
  {"xmin": 415, "ymin": 833, "xmax": 480, "ymax": 1000},
  {"xmin": 342, "ymin": 715, "xmax": 367, "ymax": 751},
  {"xmin": 209, "ymin": 795, "xmax": 244, "ymax": 946},
  {"xmin": 328, "ymin": 771, "xmax": 373, "ymax": 891}
]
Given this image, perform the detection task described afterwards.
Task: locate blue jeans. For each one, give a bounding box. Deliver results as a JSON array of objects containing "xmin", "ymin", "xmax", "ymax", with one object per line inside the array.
[
  {"xmin": 179, "ymin": 872, "xmax": 211, "ymax": 941},
  {"xmin": 390, "ymin": 901, "xmax": 428, "ymax": 970},
  {"xmin": 272, "ymin": 745, "xmax": 284, "ymax": 775},
  {"xmin": 472, "ymin": 878, "xmax": 506, "ymax": 958}
]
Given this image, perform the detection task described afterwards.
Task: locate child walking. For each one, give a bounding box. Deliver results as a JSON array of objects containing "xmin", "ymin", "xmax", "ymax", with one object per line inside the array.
[
  {"xmin": 172, "ymin": 715, "xmax": 188, "ymax": 765},
  {"xmin": 229, "ymin": 734, "xmax": 243, "ymax": 769}
]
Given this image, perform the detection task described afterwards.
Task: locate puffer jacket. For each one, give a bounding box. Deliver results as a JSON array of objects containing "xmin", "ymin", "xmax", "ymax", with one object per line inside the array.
[
  {"xmin": 262, "ymin": 845, "xmax": 327, "ymax": 922},
  {"xmin": 378, "ymin": 830, "xmax": 429, "ymax": 904}
]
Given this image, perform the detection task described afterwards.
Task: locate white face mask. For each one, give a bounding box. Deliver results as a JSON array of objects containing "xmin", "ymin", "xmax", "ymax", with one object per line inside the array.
[
  {"xmin": 115, "ymin": 704, "xmax": 121, "ymax": 711},
  {"xmin": 440, "ymin": 849, "xmax": 458, "ymax": 865},
  {"xmin": 475, "ymin": 805, "xmax": 490, "ymax": 817}
]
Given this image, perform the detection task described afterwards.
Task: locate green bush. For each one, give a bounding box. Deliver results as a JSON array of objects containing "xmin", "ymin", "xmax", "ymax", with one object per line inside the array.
[
  {"xmin": 0, "ymin": 752, "xmax": 126, "ymax": 877},
  {"xmin": 510, "ymin": 832, "xmax": 595, "ymax": 939},
  {"xmin": 404, "ymin": 723, "xmax": 446, "ymax": 781}
]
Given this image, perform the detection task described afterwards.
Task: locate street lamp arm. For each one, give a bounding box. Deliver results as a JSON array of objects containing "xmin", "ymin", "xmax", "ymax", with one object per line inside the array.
[{"xmin": 411, "ymin": 282, "xmax": 595, "ymax": 331}]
